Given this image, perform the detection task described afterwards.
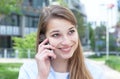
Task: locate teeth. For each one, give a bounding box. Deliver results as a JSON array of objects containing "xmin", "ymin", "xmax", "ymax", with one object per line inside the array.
[
  {"xmin": 60, "ymin": 47, "xmax": 71, "ymax": 52},
  {"xmin": 62, "ymin": 48, "xmax": 70, "ymax": 50}
]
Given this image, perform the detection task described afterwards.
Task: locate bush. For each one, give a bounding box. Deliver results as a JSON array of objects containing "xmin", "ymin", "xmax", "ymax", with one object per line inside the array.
[
  {"xmin": 12, "ymin": 32, "xmax": 36, "ymax": 58},
  {"xmin": 87, "ymin": 54, "xmax": 105, "ymax": 61}
]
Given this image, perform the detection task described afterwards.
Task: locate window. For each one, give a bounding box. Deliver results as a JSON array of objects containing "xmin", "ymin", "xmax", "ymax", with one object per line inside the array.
[
  {"xmin": 26, "ymin": 16, "xmax": 38, "ymax": 28},
  {"xmin": 29, "ymin": 0, "xmax": 33, "ymax": 6}
]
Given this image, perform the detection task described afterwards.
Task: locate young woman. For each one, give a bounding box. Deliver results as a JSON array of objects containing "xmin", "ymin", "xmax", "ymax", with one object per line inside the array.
[{"xmin": 18, "ymin": 5, "xmax": 105, "ymax": 79}]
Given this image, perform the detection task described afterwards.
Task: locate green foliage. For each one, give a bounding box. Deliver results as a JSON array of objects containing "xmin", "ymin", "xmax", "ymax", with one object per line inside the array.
[
  {"xmin": 88, "ymin": 54, "xmax": 120, "ymax": 72},
  {"xmin": 0, "ymin": 0, "xmax": 22, "ymax": 14},
  {"xmin": 12, "ymin": 32, "xmax": 36, "ymax": 58},
  {"xmin": 73, "ymin": 10, "xmax": 86, "ymax": 39},
  {"xmin": 95, "ymin": 25, "xmax": 106, "ymax": 40},
  {"xmin": 93, "ymin": 24, "xmax": 119, "ymax": 51},
  {"xmin": 57, "ymin": 0, "xmax": 68, "ymax": 7},
  {"xmin": 109, "ymin": 34, "xmax": 117, "ymax": 51},
  {"xmin": 87, "ymin": 23, "xmax": 95, "ymax": 50},
  {"xmin": 0, "ymin": 63, "xmax": 22, "ymax": 79},
  {"xmin": 116, "ymin": 47, "xmax": 120, "ymax": 52},
  {"xmin": 106, "ymin": 57, "xmax": 120, "ymax": 72},
  {"xmin": 94, "ymin": 25, "xmax": 106, "ymax": 51},
  {"xmin": 87, "ymin": 54, "xmax": 104, "ymax": 61}
]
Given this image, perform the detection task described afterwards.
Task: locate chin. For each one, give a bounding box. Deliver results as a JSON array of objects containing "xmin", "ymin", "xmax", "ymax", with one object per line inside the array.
[
  {"xmin": 61, "ymin": 54, "xmax": 73, "ymax": 59},
  {"xmin": 55, "ymin": 49, "xmax": 75, "ymax": 59}
]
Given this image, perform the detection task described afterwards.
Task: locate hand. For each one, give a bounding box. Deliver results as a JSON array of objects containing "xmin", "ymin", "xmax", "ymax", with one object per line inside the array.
[{"xmin": 35, "ymin": 39, "xmax": 56, "ymax": 79}]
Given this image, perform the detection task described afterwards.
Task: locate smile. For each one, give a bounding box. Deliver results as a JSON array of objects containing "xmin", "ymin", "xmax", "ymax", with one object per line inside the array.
[{"xmin": 59, "ymin": 46, "xmax": 72, "ymax": 53}]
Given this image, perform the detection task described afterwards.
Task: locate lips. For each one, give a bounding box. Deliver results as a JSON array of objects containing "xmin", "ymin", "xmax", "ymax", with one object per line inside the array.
[{"xmin": 59, "ymin": 47, "xmax": 72, "ymax": 53}]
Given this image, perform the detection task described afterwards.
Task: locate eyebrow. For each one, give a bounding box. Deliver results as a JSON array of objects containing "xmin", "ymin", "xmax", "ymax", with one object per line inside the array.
[
  {"xmin": 50, "ymin": 26, "xmax": 75, "ymax": 34},
  {"xmin": 69, "ymin": 27, "xmax": 75, "ymax": 30}
]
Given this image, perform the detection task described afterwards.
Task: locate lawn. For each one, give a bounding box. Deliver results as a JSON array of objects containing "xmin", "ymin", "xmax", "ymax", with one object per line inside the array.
[
  {"xmin": 106, "ymin": 57, "xmax": 120, "ymax": 72},
  {"xmin": 87, "ymin": 54, "xmax": 120, "ymax": 72},
  {"xmin": 87, "ymin": 54, "xmax": 119, "ymax": 61},
  {"xmin": 0, "ymin": 63, "xmax": 23, "ymax": 79},
  {"xmin": 0, "ymin": 55, "xmax": 120, "ymax": 79}
]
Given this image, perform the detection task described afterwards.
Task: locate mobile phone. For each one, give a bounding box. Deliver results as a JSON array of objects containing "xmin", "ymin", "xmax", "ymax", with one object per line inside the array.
[
  {"xmin": 39, "ymin": 34, "xmax": 53, "ymax": 49},
  {"xmin": 39, "ymin": 34, "xmax": 54, "ymax": 60},
  {"xmin": 39, "ymin": 34, "xmax": 46, "ymax": 44}
]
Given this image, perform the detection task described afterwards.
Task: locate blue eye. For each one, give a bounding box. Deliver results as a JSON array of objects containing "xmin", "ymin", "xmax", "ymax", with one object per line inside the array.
[{"xmin": 68, "ymin": 30, "xmax": 75, "ymax": 35}]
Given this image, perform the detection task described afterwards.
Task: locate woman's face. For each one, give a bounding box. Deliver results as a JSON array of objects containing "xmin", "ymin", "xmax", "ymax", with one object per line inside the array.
[{"xmin": 46, "ymin": 18, "xmax": 78, "ymax": 59}]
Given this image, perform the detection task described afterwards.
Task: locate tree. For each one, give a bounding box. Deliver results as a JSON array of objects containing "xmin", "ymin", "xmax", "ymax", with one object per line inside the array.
[
  {"xmin": 12, "ymin": 32, "xmax": 36, "ymax": 58},
  {"xmin": 0, "ymin": 0, "xmax": 21, "ymax": 21},
  {"xmin": 73, "ymin": 10, "xmax": 86, "ymax": 39},
  {"xmin": 57, "ymin": 0, "xmax": 68, "ymax": 7},
  {"xmin": 87, "ymin": 23, "xmax": 95, "ymax": 50},
  {"xmin": 95, "ymin": 25, "xmax": 106, "ymax": 40},
  {"xmin": 109, "ymin": 34, "xmax": 117, "ymax": 51},
  {"xmin": 94, "ymin": 25, "xmax": 106, "ymax": 51}
]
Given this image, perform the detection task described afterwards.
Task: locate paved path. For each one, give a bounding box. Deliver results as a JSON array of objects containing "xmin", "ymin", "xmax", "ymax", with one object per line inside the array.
[
  {"xmin": 0, "ymin": 58, "xmax": 34, "ymax": 63},
  {"xmin": 84, "ymin": 51, "xmax": 120, "ymax": 79},
  {"xmin": 89, "ymin": 60, "xmax": 120, "ymax": 79}
]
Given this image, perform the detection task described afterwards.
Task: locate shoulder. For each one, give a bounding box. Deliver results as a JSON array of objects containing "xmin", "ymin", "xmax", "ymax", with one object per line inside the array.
[
  {"xmin": 20, "ymin": 59, "xmax": 37, "ymax": 72},
  {"xmin": 85, "ymin": 59, "xmax": 105, "ymax": 79},
  {"xmin": 18, "ymin": 59, "xmax": 38, "ymax": 79},
  {"xmin": 21, "ymin": 59, "xmax": 37, "ymax": 68}
]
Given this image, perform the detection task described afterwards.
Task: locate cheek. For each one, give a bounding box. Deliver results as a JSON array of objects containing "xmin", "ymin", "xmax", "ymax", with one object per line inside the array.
[
  {"xmin": 73, "ymin": 37, "xmax": 79, "ymax": 47},
  {"xmin": 48, "ymin": 38, "xmax": 60, "ymax": 47},
  {"xmin": 71, "ymin": 33, "xmax": 79, "ymax": 43}
]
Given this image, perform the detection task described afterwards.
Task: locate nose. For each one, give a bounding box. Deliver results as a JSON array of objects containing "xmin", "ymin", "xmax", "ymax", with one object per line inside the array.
[{"xmin": 61, "ymin": 36, "xmax": 71, "ymax": 45}]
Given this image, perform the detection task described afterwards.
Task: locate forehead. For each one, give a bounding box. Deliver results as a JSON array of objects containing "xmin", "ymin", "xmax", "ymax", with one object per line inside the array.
[{"xmin": 46, "ymin": 18, "xmax": 75, "ymax": 32}]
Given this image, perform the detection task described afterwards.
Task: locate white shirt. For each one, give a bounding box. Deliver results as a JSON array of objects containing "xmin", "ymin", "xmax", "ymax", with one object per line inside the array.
[{"xmin": 18, "ymin": 59, "xmax": 105, "ymax": 79}]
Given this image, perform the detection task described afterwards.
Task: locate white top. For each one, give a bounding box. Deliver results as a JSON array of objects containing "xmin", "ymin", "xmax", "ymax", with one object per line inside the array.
[
  {"xmin": 18, "ymin": 59, "xmax": 105, "ymax": 79},
  {"xmin": 51, "ymin": 67, "xmax": 69, "ymax": 79}
]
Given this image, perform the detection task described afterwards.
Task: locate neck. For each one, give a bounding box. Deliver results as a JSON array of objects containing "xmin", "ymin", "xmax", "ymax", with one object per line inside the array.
[{"xmin": 51, "ymin": 58, "xmax": 68, "ymax": 73}]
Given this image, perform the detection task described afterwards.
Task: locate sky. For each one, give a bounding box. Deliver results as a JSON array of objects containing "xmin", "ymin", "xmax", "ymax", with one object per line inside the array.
[{"xmin": 80, "ymin": 0, "xmax": 118, "ymax": 29}]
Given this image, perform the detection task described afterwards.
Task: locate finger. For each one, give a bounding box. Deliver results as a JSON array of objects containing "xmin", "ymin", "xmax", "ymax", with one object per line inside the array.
[
  {"xmin": 35, "ymin": 49, "xmax": 56, "ymax": 60},
  {"xmin": 37, "ymin": 45, "xmax": 44, "ymax": 54},
  {"xmin": 38, "ymin": 39, "xmax": 49, "ymax": 52},
  {"xmin": 46, "ymin": 50, "xmax": 56, "ymax": 59},
  {"xmin": 42, "ymin": 45, "xmax": 55, "ymax": 50},
  {"xmin": 40, "ymin": 49, "xmax": 56, "ymax": 59},
  {"xmin": 38, "ymin": 44, "xmax": 55, "ymax": 54}
]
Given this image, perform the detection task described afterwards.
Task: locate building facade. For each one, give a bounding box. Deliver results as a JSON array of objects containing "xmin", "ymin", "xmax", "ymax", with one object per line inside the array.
[
  {"xmin": 0, "ymin": 0, "xmax": 85, "ymax": 49},
  {"xmin": 116, "ymin": 0, "xmax": 120, "ymax": 47},
  {"xmin": 0, "ymin": 0, "xmax": 49, "ymax": 48}
]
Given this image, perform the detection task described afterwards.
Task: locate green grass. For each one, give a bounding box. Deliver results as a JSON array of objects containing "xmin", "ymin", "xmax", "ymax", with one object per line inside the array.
[
  {"xmin": 106, "ymin": 57, "xmax": 120, "ymax": 72},
  {"xmin": 87, "ymin": 54, "xmax": 120, "ymax": 72},
  {"xmin": 0, "ymin": 63, "xmax": 23, "ymax": 79},
  {"xmin": 87, "ymin": 54, "xmax": 118, "ymax": 61}
]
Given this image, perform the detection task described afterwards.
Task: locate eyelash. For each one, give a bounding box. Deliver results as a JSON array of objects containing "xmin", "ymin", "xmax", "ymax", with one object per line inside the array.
[
  {"xmin": 51, "ymin": 33, "xmax": 60, "ymax": 38},
  {"xmin": 51, "ymin": 30, "xmax": 75, "ymax": 38},
  {"xmin": 68, "ymin": 30, "xmax": 75, "ymax": 35}
]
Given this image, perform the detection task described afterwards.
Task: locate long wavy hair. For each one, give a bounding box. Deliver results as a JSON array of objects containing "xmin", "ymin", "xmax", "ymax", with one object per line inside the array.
[{"xmin": 36, "ymin": 5, "xmax": 93, "ymax": 79}]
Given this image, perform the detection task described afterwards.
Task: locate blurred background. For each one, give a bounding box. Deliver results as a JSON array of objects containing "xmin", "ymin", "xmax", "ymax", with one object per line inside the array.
[{"xmin": 0, "ymin": 0, "xmax": 120, "ymax": 79}]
